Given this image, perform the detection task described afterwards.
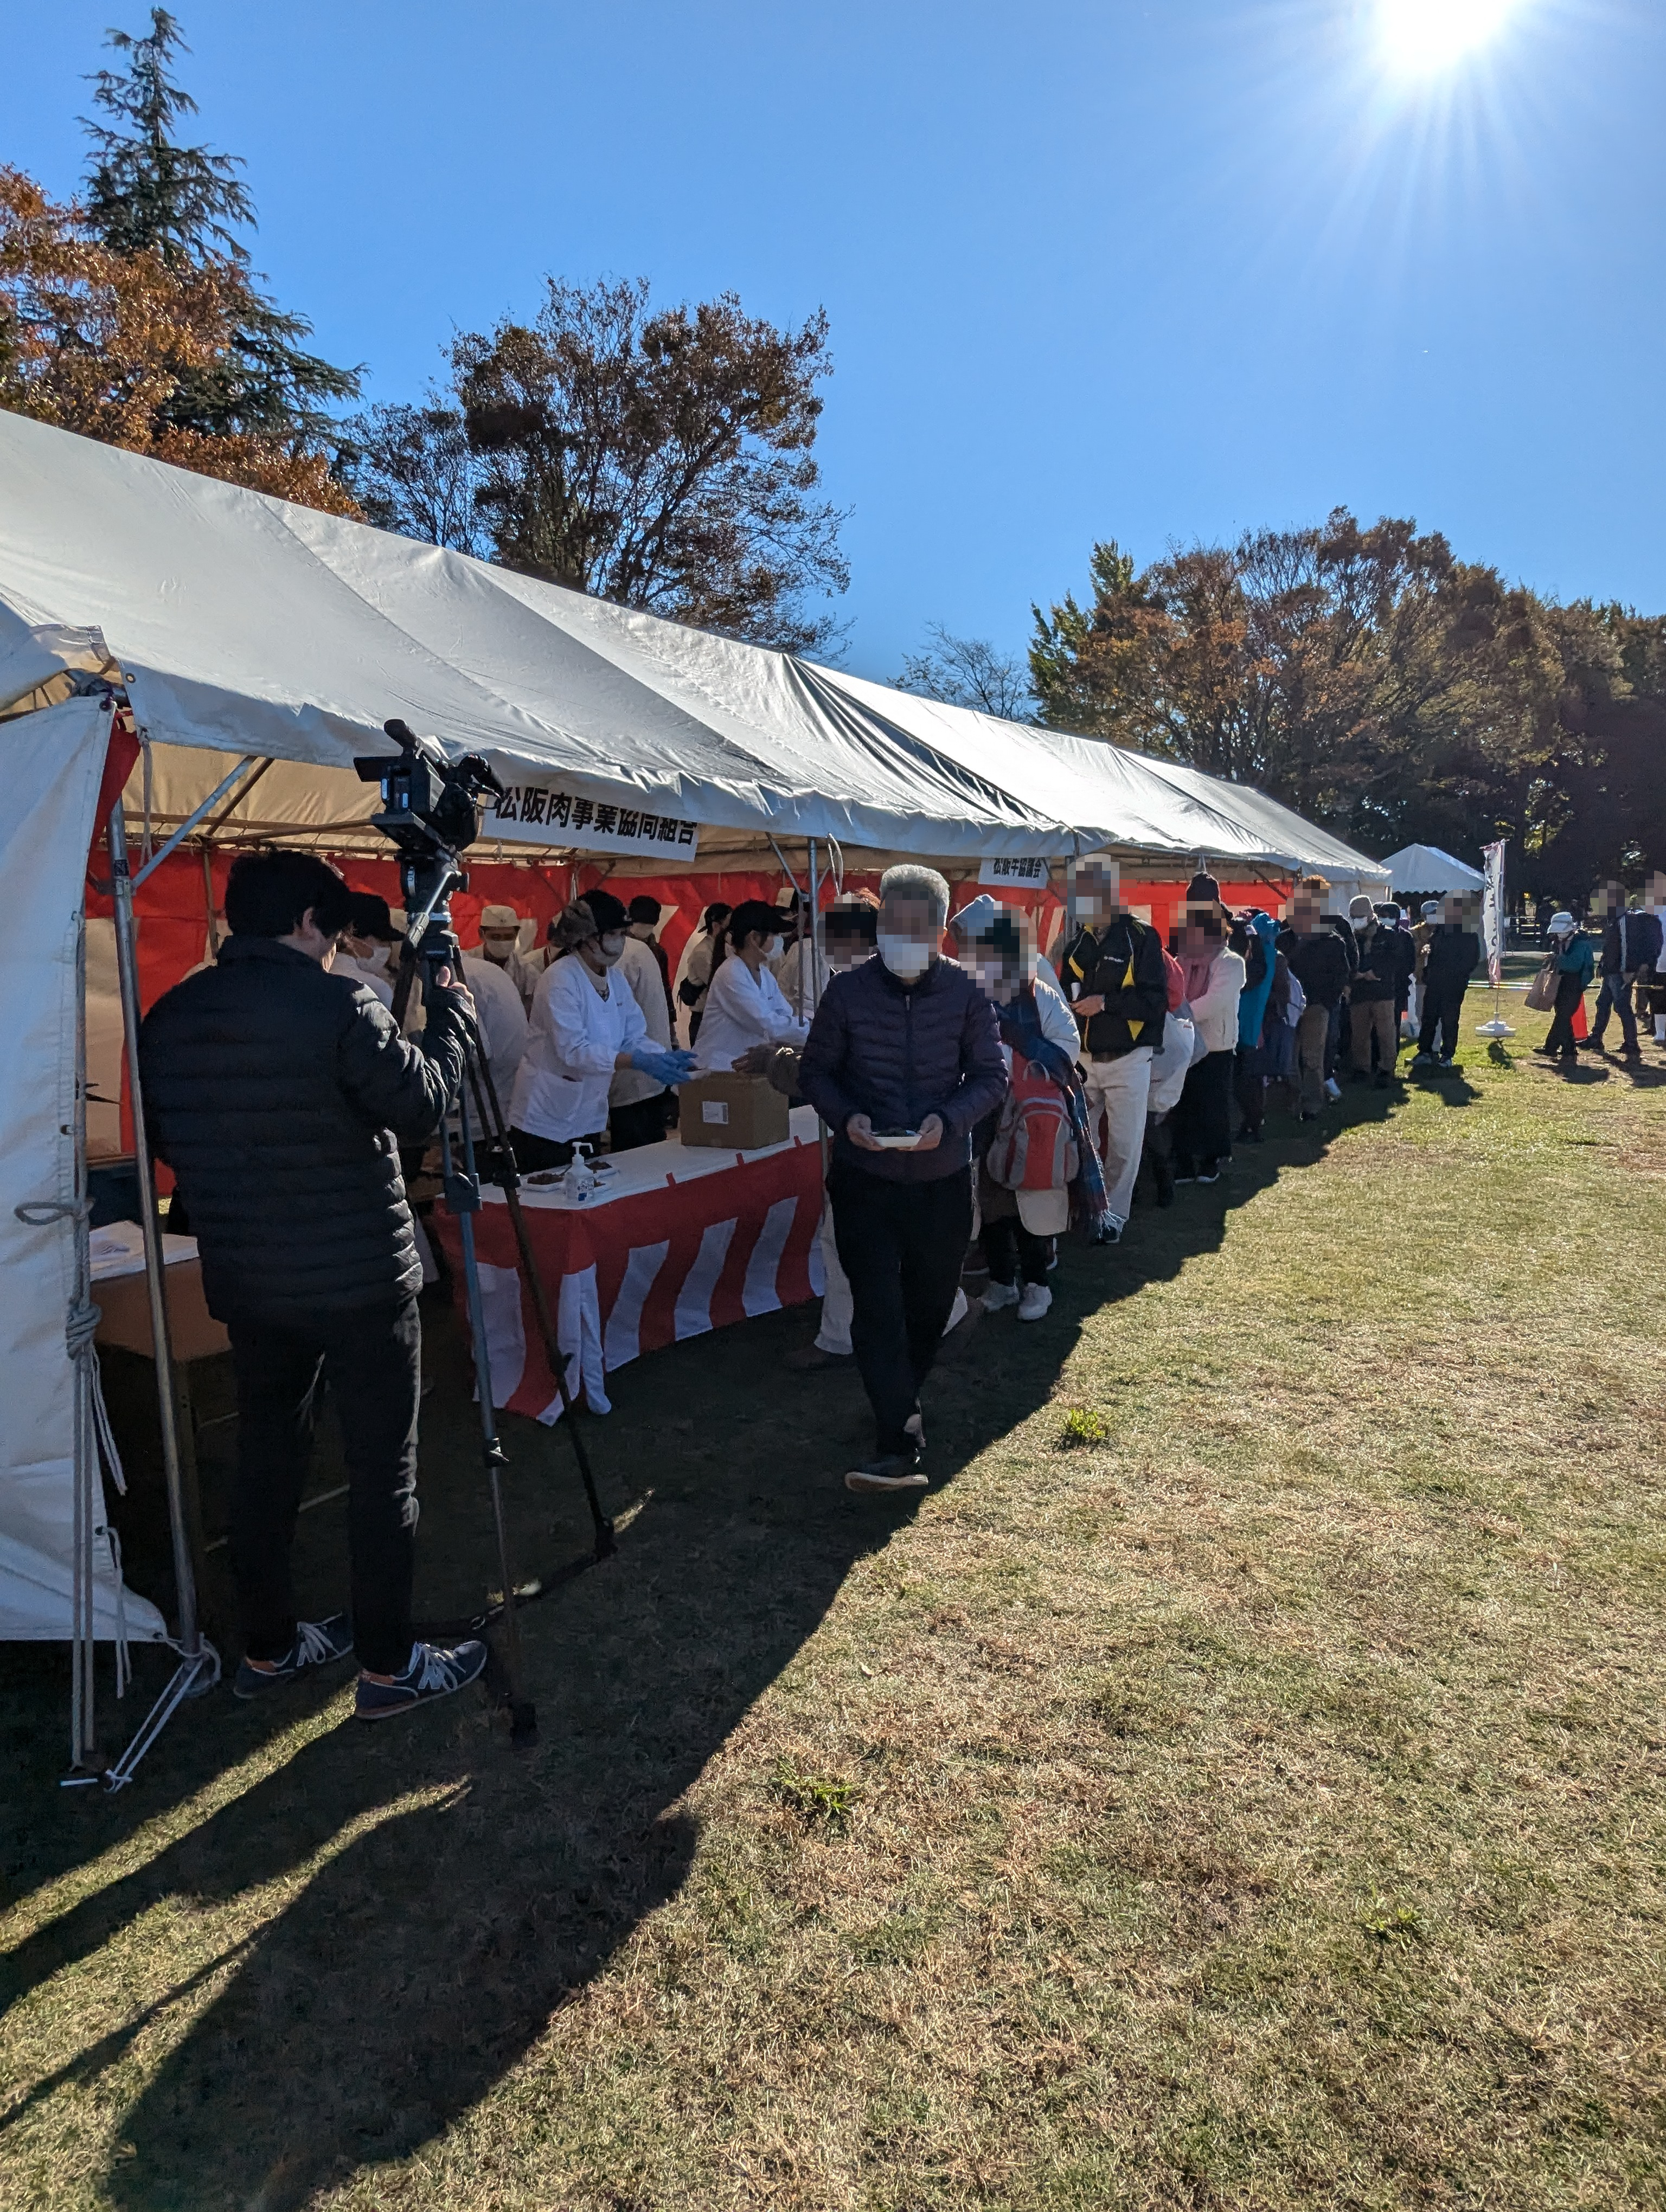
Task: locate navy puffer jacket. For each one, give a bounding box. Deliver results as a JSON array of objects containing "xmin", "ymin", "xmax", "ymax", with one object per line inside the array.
[
  {"xmin": 798, "ymin": 953, "xmax": 1008, "ymax": 1183},
  {"xmin": 139, "ymin": 935, "xmax": 466, "ymax": 1326}
]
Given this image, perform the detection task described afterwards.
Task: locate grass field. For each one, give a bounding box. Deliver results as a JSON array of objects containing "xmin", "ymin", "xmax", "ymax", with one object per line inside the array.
[{"xmin": 3, "ymin": 979, "xmax": 1665, "ymax": 2210}]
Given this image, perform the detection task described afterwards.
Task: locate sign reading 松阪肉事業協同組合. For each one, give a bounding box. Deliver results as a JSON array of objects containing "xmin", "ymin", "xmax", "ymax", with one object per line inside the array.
[{"xmin": 488, "ymin": 779, "xmax": 701, "ymax": 858}]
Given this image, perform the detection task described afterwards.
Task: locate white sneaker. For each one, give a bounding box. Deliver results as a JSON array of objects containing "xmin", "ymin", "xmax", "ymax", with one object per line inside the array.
[
  {"xmin": 982, "ymin": 1281, "xmax": 1020, "ymax": 1313},
  {"xmin": 1017, "ymin": 1283, "xmax": 1052, "ymax": 1322}
]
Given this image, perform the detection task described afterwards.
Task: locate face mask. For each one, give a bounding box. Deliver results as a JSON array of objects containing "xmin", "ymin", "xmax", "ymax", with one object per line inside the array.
[
  {"xmin": 629, "ymin": 922, "xmax": 654, "ymax": 941},
  {"xmin": 597, "ymin": 934, "xmax": 626, "ymax": 967},
  {"xmin": 480, "ymin": 938, "xmax": 513, "ymax": 964},
  {"xmin": 877, "ymin": 933, "xmax": 932, "ymax": 981}
]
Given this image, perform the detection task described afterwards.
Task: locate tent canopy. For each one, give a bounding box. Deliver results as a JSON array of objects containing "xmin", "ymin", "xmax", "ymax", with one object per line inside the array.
[
  {"xmin": 1379, "ymin": 843, "xmax": 1485, "ymax": 894},
  {"xmin": 1, "ymin": 411, "xmax": 1389, "ymax": 890}
]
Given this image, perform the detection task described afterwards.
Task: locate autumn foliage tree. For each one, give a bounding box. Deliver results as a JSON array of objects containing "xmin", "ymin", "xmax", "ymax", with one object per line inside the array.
[
  {"xmin": 0, "ymin": 11, "xmax": 357, "ymax": 512},
  {"xmin": 350, "ymin": 277, "xmax": 848, "ymax": 651},
  {"xmin": 1029, "ymin": 512, "xmax": 1666, "ymax": 889}
]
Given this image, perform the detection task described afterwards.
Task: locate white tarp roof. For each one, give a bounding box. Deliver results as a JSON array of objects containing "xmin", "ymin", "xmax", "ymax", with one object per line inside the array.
[
  {"xmin": 1379, "ymin": 843, "xmax": 1485, "ymax": 893},
  {"xmin": 0, "ymin": 411, "xmax": 1058, "ymax": 861},
  {"xmin": 819, "ymin": 668, "xmax": 1391, "ymax": 887}
]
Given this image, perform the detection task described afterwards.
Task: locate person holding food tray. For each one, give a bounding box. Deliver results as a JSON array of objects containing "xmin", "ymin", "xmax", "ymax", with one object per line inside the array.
[{"xmin": 798, "ymin": 865, "xmax": 1007, "ymax": 1495}]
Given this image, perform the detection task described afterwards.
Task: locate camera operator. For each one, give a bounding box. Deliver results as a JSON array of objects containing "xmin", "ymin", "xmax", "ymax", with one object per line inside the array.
[{"xmin": 138, "ymin": 850, "xmax": 490, "ymax": 1722}]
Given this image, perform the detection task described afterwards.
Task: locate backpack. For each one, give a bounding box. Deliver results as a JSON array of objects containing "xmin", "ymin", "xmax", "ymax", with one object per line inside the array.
[{"xmin": 986, "ymin": 1051, "xmax": 1078, "ymax": 1192}]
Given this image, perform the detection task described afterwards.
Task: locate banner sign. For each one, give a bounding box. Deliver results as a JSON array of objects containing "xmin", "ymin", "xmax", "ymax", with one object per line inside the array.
[
  {"xmin": 1482, "ymin": 840, "xmax": 1507, "ymax": 987},
  {"xmin": 488, "ymin": 776, "xmax": 700, "ymax": 858},
  {"xmin": 978, "ymin": 855, "xmax": 1056, "ymax": 888}
]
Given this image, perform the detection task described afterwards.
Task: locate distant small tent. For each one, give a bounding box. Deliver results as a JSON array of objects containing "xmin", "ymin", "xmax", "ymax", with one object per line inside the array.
[{"xmin": 1379, "ymin": 843, "xmax": 1485, "ymax": 895}]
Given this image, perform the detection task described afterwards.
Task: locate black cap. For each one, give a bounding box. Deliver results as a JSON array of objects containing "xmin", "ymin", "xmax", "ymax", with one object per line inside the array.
[{"xmin": 347, "ymin": 891, "xmax": 400, "ymax": 942}]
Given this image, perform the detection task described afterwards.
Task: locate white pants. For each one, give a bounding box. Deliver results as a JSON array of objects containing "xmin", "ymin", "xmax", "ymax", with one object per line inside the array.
[
  {"xmin": 815, "ymin": 1202, "xmax": 966, "ymax": 1354},
  {"xmin": 1081, "ymin": 1047, "xmax": 1152, "ymax": 1227}
]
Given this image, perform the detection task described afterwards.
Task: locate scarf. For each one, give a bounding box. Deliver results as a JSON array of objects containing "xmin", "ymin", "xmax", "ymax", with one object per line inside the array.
[{"xmin": 996, "ymin": 985, "xmax": 1113, "ymax": 1237}]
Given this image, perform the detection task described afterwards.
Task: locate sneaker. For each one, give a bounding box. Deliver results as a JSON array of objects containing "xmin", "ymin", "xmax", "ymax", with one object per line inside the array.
[
  {"xmin": 234, "ymin": 1613, "xmax": 354, "ymax": 1699},
  {"xmin": 1092, "ymin": 1217, "xmax": 1123, "ymax": 1244},
  {"xmin": 355, "ymin": 1638, "xmax": 489, "ymax": 1722},
  {"xmin": 982, "ymin": 1280, "xmax": 1020, "ymax": 1313},
  {"xmin": 1195, "ymin": 1168, "xmax": 1221, "ymax": 1185},
  {"xmin": 1017, "ymin": 1283, "xmax": 1052, "ymax": 1322},
  {"xmin": 1411, "ymin": 1051, "xmax": 1435, "ymax": 1069},
  {"xmin": 844, "ymin": 1454, "xmax": 927, "ymax": 1494},
  {"xmin": 1323, "ymin": 1078, "xmax": 1342, "ymax": 1101}
]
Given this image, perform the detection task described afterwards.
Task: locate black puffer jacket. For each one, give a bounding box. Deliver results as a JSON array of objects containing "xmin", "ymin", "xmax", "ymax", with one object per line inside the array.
[
  {"xmin": 798, "ymin": 952, "xmax": 1007, "ymax": 1183},
  {"xmin": 1422, "ymin": 927, "xmax": 1481, "ymax": 994},
  {"xmin": 1278, "ymin": 926, "xmax": 1351, "ymax": 1010},
  {"xmin": 139, "ymin": 936, "xmax": 466, "ymax": 1326}
]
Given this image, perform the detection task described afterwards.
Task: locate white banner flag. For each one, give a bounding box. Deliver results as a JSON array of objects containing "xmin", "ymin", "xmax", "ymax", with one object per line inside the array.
[{"xmin": 1482, "ymin": 840, "xmax": 1507, "ymax": 987}]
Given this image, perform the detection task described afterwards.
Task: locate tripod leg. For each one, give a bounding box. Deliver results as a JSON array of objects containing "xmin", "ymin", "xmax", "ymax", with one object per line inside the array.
[
  {"xmin": 466, "ymin": 1052, "xmax": 615, "ymax": 1558},
  {"xmin": 445, "ymin": 1092, "xmax": 536, "ymax": 1746}
]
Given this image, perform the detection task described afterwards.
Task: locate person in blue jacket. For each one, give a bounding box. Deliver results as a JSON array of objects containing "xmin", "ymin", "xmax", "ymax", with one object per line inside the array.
[
  {"xmin": 1231, "ymin": 908, "xmax": 1281, "ymax": 1142},
  {"xmin": 1537, "ymin": 911, "xmax": 1594, "ymax": 1066}
]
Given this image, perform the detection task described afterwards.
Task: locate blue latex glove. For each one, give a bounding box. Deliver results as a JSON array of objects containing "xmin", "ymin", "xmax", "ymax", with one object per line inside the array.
[{"xmin": 630, "ymin": 1045, "xmax": 699, "ymax": 1086}]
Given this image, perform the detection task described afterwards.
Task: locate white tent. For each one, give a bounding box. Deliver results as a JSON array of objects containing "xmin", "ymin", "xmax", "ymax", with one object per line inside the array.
[
  {"xmin": 0, "ymin": 413, "xmax": 1395, "ymax": 1772},
  {"xmin": 1379, "ymin": 843, "xmax": 1485, "ymax": 895},
  {"xmin": 818, "ymin": 670, "xmax": 1392, "ymax": 903}
]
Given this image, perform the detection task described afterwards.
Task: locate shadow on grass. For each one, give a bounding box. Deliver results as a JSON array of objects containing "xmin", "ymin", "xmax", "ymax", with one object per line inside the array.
[{"xmin": 0, "ymin": 1082, "xmax": 1409, "ymax": 2207}]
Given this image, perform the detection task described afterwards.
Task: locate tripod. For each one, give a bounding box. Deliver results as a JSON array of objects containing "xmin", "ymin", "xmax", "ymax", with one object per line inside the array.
[{"xmin": 398, "ymin": 936, "xmax": 617, "ymax": 1750}]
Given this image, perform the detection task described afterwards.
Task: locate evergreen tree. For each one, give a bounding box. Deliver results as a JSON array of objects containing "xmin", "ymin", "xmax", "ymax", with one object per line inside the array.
[{"xmin": 80, "ymin": 9, "xmax": 357, "ymax": 446}]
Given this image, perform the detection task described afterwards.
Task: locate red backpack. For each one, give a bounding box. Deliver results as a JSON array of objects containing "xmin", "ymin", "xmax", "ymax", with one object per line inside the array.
[{"xmin": 986, "ymin": 1051, "xmax": 1078, "ymax": 1192}]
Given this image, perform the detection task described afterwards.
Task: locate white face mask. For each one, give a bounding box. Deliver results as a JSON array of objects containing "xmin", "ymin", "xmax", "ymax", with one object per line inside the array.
[
  {"xmin": 877, "ymin": 933, "xmax": 932, "ymax": 982},
  {"xmin": 597, "ymin": 934, "xmax": 626, "ymax": 967}
]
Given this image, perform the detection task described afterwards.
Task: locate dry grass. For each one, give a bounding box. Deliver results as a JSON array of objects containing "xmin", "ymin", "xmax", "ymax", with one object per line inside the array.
[{"xmin": 3, "ymin": 991, "xmax": 1665, "ymax": 2209}]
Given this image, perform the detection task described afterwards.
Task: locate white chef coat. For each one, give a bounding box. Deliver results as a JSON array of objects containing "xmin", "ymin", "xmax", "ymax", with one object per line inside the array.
[
  {"xmin": 461, "ymin": 952, "xmax": 529, "ymax": 1087},
  {"xmin": 609, "ymin": 933, "xmax": 674, "ymax": 1109},
  {"xmin": 694, "ymin": 955, "xmax": 811, "ymax": 1072},
  {"xmin": 509, "ymin": 954, "xmax": 648, "ymax": 1141}
]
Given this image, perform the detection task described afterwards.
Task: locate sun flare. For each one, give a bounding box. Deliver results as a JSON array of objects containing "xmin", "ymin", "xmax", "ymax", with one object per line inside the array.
[{"xmin": 1377, "ymin": 0, "xmax": 1517, "ymax": 74}]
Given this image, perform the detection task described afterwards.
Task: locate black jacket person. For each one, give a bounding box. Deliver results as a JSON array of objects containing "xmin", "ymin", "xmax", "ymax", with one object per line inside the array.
[{"xmin": 138, "ymin": 850, "xmax": 482, "ymax": 1718}]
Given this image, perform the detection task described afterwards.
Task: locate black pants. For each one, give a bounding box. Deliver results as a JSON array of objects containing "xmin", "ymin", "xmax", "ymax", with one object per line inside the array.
[
  {"xmin": 1233, "ymin": 1044, "xmax": 1265, "ymax": 1136},
  {"xmin": 1173, "ymin": 1050, "xmax": 1234, "ymax": 1175},
  {"xmin": 508, "ymin": 1126, "xmax": 605, "ymax": 1173},
  {"xmin": 982, "ymin": 1213, "xmax": 1051, "ymax": 1287},
  {"xmin": 227, "ymin": 1297, "xmax": 421, "ymax": 1675},
  {"xmin": 1419, "ymin": 987, "xmax": 1467, "ymax": 1059},
  {"xmin": 829, "ymin": 1161, "xmax": 972, "ymax": 1458},
  {"xmin": 607, "ymin": 1094, "xmax": 670, "ymax": 1153}
]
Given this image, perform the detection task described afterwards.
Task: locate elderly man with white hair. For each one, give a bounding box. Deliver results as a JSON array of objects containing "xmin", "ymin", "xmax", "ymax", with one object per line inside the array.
[{"xmin": 798, "ymin": 864, "xmax": 1007, "ymax": 1493}]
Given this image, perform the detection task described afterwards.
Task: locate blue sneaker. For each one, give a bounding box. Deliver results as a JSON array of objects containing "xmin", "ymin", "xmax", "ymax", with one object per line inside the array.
[
  {"xmin": 233, "ymin": 1613, "xmax": 354, "ymax": 1699},
  {"xmin": 354, "ymin": 1639, "xmax": 489, "ymax": 1722}
]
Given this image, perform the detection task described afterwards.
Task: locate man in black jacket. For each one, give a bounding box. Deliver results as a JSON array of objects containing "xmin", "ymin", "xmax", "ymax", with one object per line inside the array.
[
  {"xmin": 1277, "ymin": 879, "xmax": 1350, "ymax": 1117},
  {"xmin": 1344, "ymin": 895, "xmax": 1408, "ymax": 1088},
  {"xmin": 1412, "ymin": 896, "xmax": 1482, "ymax": 1068},
  {"xmin": 1060, "ymin": 859, "xmax": 1168, "ymax": 1242},
  {"xmin": 139, "ymin": 851, "xmax": 487, "ymax": 1721},
  {"xmin": 798, "ymin": 865, "xmax": 1007, "ymax": 1494},
  {"xmin": 1587, "ymin": 884, "xmax": 1656, "ymax": 1058}
]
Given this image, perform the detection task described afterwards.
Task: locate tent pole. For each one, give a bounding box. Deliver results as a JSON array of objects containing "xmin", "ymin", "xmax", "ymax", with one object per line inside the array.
[{"xmin": 108, "ymin": 796, "xmax": 202, "ymax": 1662}]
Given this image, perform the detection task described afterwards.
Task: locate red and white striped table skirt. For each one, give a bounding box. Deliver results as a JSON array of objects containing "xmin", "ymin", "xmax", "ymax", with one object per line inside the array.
[{"xmin": 431, "ymin": 1117, "xmax": 827, "ymax": 1419}]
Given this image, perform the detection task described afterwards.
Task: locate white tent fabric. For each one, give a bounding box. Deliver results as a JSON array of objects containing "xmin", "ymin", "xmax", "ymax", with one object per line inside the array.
[
  {"xmin": 1379, "ymin": 843, "xmax": 1485, "ymax": 893},
  {"xmin": 0, "ymin": 695, "xmax": 167, "ymax": 1643},
  {"xmin": 816, "ymin": 668, "xmax": 1392, "ymax": 894},
  {"xmin": 0, "ymin": 412, "xmax": 1060, "ymax": 862}
]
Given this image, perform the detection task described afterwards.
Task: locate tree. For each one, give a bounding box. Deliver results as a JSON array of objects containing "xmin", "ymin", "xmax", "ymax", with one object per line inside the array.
[
  {"xmin": 80, "ymin": 9, "xmax": 358, "ymax": 448},
  {"xmin": 1028, "ymin": 511, "xmax": 1666, "ymax": 883},
  {"xmin": 351, "ymin": 276, "xmax": 848, "ymax": 650},
  {"xmin": 0, "ymin": 165, "xmax": 356, "ymax": 512},
  {"xmin": 342, "ymin": 399, "xmax": 485, "ymax": 556},
  {"xmin": 895, "ymin": 623, "xmax": 1034, "ymax": 719}
]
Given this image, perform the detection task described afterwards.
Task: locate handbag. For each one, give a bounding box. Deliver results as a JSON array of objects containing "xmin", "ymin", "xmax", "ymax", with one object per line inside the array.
[{"xmin": 1524, "ymin": 956, "xmax": 1560, "ymax": 1013}]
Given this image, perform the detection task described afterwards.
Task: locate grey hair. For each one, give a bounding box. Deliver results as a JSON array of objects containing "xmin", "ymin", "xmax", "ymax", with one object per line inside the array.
[{"xmin": 878, "ymin": 863, "xmax": 950, "ymax": 924}]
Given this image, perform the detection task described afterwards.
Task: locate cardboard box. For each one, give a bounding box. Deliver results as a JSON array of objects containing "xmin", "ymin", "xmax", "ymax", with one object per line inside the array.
[
  {"xmin": 679, "ymin": 1073, "xmax": 791, "ymax": 1152},
  {"xmin": 93, "ymin": 1258, "xmax": 230, "ymax": 1363}
]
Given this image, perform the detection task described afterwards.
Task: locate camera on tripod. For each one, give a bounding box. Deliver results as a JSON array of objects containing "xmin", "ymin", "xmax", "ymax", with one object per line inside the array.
[{"xmin": 354, "ymin": 718, "xmax": 505, "ymax": 962}]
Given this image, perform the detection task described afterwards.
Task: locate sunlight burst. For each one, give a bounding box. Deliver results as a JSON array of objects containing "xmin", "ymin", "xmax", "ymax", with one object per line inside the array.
[{"xmin": 1377, "ymin": 0, "xmax": 1518, "ymax": 74}]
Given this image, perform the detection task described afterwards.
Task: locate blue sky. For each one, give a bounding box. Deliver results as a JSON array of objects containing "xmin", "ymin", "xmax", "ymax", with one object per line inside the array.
[{"xmin": 5, "ymin": 2, "xmax": 1661, "ymax": 683}]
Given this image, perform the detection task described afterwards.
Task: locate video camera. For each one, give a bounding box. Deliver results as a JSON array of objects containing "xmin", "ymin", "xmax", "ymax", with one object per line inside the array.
[{"xmin": 354, "ymin": 718, "xmax": 505, "ymax": 966}]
